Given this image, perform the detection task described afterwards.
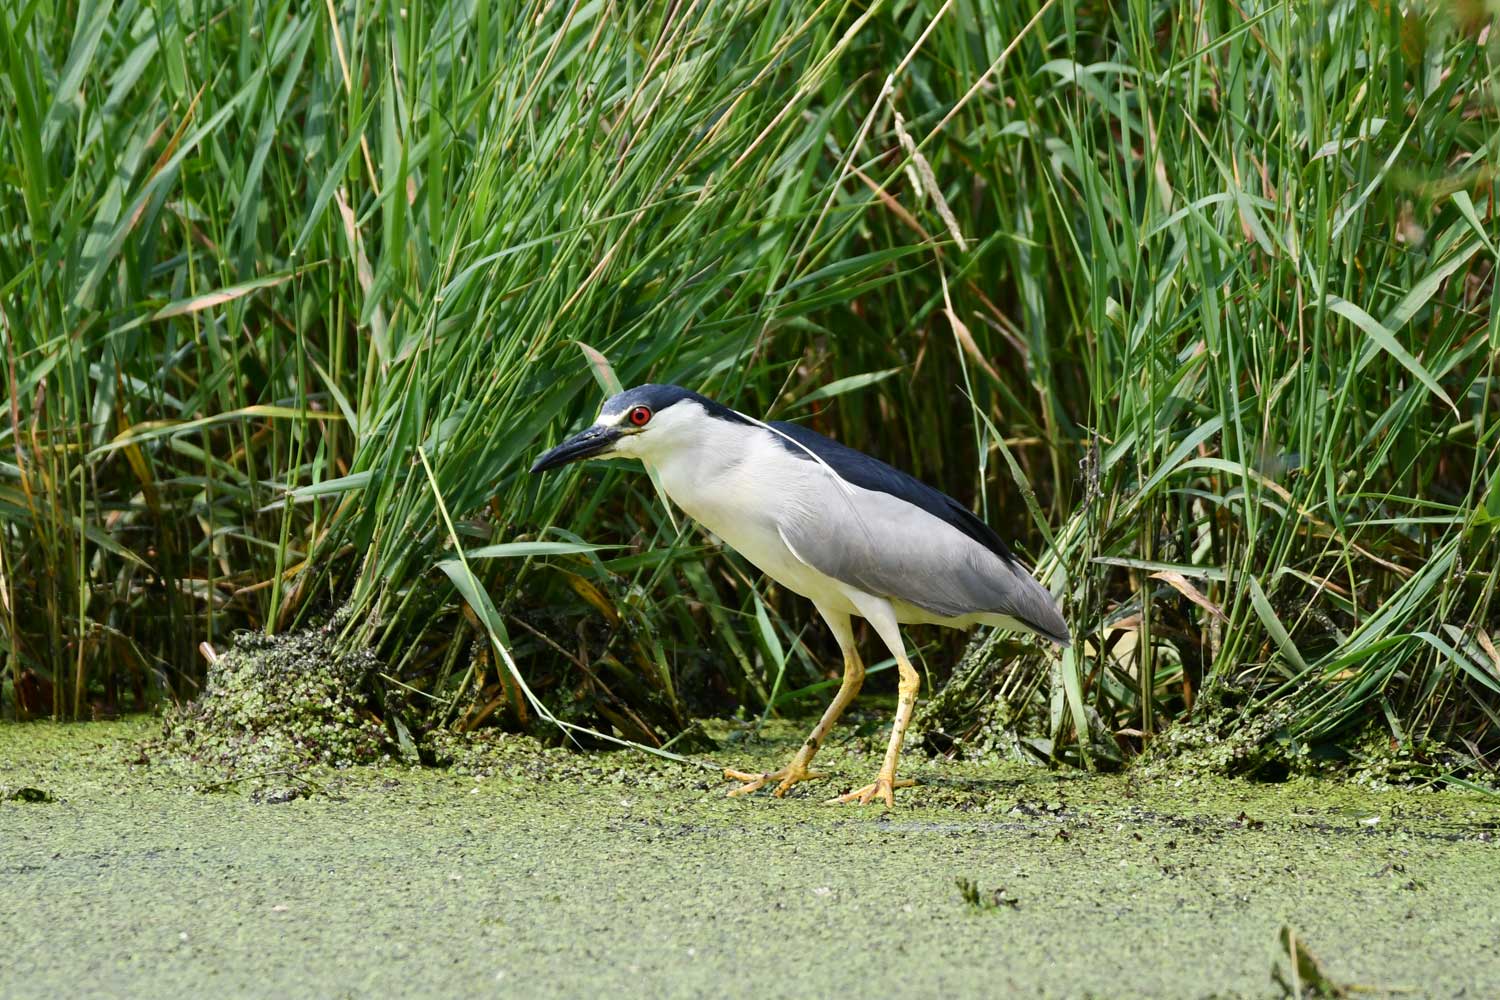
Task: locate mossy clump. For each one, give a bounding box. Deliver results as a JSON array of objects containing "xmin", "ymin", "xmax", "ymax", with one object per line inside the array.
[
  {"xmin": 1143, "ymin": 700, "xmax": 1494, "ymax": 791},
  {"xmin": 1344, "ymin": 725, "xmax": 1478, "ymax": 791},
  {"xmin": 1138, "ymin": 701, "xmax": 1307, "ymax": 782},
  {"xmin": 424, "ymin": 727, "xmax": 549, "ymax": 776},
  {"xmin": 150, "ymin": 622, "xmax": 389, "ymax": 795},
  {"xmin": 910, "ymin": 632, "xmax": 1056, "ymax": 766}
]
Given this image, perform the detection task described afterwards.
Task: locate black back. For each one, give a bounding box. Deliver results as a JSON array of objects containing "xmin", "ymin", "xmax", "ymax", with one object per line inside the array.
[{"xmin": 767, "ymin": 420, "xmax": 1024, "ymax": 570}]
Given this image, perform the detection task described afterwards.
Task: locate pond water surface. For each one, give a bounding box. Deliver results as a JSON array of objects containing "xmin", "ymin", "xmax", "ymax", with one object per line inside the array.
[{"xmin": 3, "ymin": 719, "xmax": 1498, "ymax": 998}]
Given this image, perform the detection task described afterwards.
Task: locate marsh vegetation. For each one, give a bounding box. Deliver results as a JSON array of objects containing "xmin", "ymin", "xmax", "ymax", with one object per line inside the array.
[{"xmin": 1, "ymin": 1, "xmax": 1498, "ymax": 787}]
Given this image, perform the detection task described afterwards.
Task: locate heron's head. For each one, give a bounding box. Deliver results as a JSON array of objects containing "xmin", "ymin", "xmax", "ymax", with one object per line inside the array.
[{"xmin": 529, "ymin": 383, "xmax": 747, "ymax": 473}]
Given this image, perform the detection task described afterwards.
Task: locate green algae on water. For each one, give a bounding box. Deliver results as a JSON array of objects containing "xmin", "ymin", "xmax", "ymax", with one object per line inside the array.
[{"xmin": 5, "ymin": 719, "xmax": 1500, "ymax": 999}]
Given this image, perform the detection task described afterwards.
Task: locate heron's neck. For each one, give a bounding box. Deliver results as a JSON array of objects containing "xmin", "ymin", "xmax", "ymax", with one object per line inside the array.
[{"xmin": 643, "ymin": 419, "xmax": 761, "ymax": 522}]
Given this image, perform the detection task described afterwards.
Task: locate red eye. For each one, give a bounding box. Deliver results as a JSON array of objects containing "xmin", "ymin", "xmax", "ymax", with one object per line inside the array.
[{"xmin": 628, "ymin": 405, "xmax": 652, "ymax": 427}]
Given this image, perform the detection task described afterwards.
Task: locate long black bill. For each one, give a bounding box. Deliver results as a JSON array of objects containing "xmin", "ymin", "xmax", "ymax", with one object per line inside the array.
[{"xmin": 529, "ymin": 425, "xmax": 622, "ymax": 473}]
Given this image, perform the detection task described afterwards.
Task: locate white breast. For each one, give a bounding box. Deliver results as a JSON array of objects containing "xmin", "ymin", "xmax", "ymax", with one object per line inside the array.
[{"xmin": 645, "ymin": 422, "xmax": 857, "ymax": 612}]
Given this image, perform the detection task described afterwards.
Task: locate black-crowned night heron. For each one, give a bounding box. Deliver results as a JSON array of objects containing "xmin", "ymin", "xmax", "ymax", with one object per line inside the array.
[{"xmin": 531, "ymin": 384, "xmax": 1069, "ymax": 806}]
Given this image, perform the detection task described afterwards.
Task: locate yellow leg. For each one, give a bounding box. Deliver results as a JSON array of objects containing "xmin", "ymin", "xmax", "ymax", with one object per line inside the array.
[
  {"xmin": 830, "ymin": 595, "xmax": 919, "ymax": 808},
  {"xmin": 726, "ymin": 609, "xmax": 863, "ymax": 798},
  {"xmin": 829, "ymin": 652, "xmax": 918, "ymax": 807}
]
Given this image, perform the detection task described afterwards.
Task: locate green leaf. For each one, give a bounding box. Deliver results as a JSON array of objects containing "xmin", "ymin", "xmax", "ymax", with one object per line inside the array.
[
  {"xmin": 290, "ymin": 98, "xmax": 380, "ymax": 255},
  {"xmin": 1450, "ymin": 192, "xmax": 1496, "ymax": 256},
  {"xmin": 465, "ymin": 541, "xmax": 619, "ymax": 559},
  {"xmin": 90, "ymin": 406, "xmax": 344, "ymax": 456},
  {"xmin": 1059, "ymin": 644, "xmax": 1092, "ymax": 769},
  {"xmin": 754, "ymin": 591, "xmax": 789, "ymax": 724},
  {"xmin": 436, "ymin": 558, "xmax": 515, "ymax": 648},
  {"xmin": 576, "ymin": 341, "xmax": 624, "ymax": 395},
  {"xmin": 791, "ymin": 368, "xmax": 901, "ymax": 407},
  {"xmin": 1246, "ymin": 576, "xmax": 1308, "ymax": 674},
  {"xmin": 1379, "ymin": 238, "xmax": 1483, "ymax": 333},
  {"xmin": 1326, "ymin": 295, "xmax": 1457, "ymax": 415},
  {"xmin": 285, "ymin": 472, "xmax": 375, "ymax": 500},
  {"xmin": 152, "ymin": 272, "xmax": 295, "ymax": 320}
]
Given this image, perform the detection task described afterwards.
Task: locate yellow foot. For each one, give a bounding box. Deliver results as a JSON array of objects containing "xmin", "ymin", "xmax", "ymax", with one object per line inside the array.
[
  {"xmin": 827, "ymin": 776, "xmax": 916, "ymax": 808},
  {"xmin": 723, "ymin": 763, "xmax": 825, "ymax": 798}
]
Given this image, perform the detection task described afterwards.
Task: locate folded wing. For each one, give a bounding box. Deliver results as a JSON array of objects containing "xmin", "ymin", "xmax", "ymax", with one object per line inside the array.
[{"xmin": 766, "ymin": 422, "xmax": 1068, "ymax": 645}]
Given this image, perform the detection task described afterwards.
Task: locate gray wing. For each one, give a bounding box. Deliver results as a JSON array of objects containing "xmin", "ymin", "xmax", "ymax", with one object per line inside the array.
[{"xmin": 777, "ymin": 482, "xmax": 1069, "ymax": 644}]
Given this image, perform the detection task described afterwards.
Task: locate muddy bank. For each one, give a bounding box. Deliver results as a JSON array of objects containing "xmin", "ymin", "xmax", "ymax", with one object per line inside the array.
[{"xmin": 3, "ymin": 719, "xmax": 1499, "ymax": 999}]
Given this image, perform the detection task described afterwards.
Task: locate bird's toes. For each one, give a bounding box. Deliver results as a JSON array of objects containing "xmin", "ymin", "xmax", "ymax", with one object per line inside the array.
[
  {"xmin": 723, "ymin": 767, "xmax": 772, "ymax": 797},
  {"xmin": 725, "ymin": 779, "xmax": 767, "ymax": 797},
  {"xmin": 771, "ymin": 769, "xmax": 823, "ymax": 797},
  {"xmin": 827, "ymin": 776, "xmax": 916, "ymax": 807}
]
